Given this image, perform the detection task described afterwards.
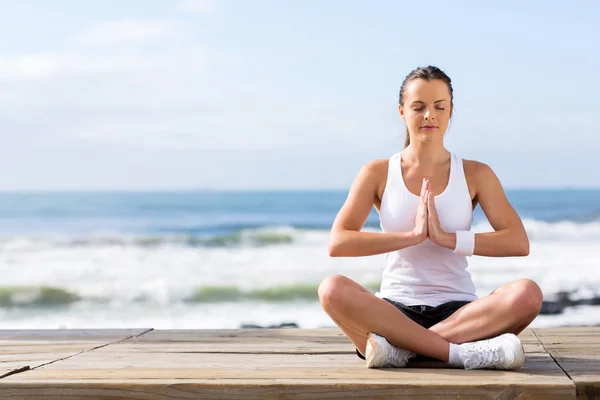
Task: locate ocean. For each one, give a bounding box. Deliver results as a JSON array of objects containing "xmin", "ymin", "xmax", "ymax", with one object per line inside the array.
[{"xmin": 0, "ymin": 189, "xmax": 598, "ymax": 329}]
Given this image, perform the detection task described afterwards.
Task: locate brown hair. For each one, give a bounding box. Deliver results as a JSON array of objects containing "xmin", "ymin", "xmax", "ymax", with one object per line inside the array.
[{"xmin": 399, "ymin": 66, "xmax": 454, "ymax": 148}]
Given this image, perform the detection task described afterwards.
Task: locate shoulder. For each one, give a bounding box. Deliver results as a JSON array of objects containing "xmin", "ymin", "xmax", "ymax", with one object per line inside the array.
[
  {"xmin": 361, "ymin": 158, "xmax": 389, "ymax": 176},
  {"xmin": 461, "ymin": 158, "xmax": 501, "ymax": 194},
  {"xmin": 353, "ymin": 158, "xmax": 389, "ymax": 184},
  {"xmin": 356, "ymin": 158, "xmax": 389, "ymax": 203},
  {"xmin": 462, "ymin": 158, "xmax": 494, "ymax": 179}
]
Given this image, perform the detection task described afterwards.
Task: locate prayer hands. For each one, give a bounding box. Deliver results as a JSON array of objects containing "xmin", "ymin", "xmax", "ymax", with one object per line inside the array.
[
  {"xmin": 426, "ymin": 180, "xmax": 445, "ymax": 246},
  {"xmin": 412, "ymin": 178, "xmax": 447, "ymax": 246},
  {"xmin": 412, "ymin": 178, "xmax": 429, "ymax": 242}
]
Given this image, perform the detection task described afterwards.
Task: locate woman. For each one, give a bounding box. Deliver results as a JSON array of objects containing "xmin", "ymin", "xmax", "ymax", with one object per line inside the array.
[{"xmin": 318, "ymin": 66, "xmax": 543, "ymax": 370}]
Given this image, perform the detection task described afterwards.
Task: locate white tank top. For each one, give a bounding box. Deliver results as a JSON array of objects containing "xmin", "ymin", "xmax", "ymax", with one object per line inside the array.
[{"xmin": 375, "ymin": 151, "xmax": 479, "ymax": 306}]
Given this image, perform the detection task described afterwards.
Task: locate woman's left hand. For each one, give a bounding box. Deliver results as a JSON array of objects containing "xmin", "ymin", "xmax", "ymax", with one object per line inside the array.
[{"xmin": 427, "ymin": 188, "xmax": 447, "ymax": 246}]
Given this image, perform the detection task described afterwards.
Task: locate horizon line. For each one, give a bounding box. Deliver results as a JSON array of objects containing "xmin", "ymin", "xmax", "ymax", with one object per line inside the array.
[{"xmin": 0, "ymin": 186, "xmax": 599, "ymax": 194}]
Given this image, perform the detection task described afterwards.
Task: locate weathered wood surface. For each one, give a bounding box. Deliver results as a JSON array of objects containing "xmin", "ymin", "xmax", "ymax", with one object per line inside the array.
[
  {"xmin": 0, "ymin": 329, "xmax": 150, "ymax": 378},
  {"xmin": 0, "ymin": 327, "xmax": 596, "ymax": 399},
  {"xmin": 534, "ymin": 327, "xmax": 600, "ymax": 400}
]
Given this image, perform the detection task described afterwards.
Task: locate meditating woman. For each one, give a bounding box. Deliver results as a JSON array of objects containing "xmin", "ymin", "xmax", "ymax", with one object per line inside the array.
[{"xmin": 318, "ymin": 65, "xmax": 543, "ymax": 370}]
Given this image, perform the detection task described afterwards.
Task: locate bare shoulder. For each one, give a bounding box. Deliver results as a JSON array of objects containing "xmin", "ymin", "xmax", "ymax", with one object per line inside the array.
[
  {"xmin": 362, "ymin": 158, "xmax": 389, "ymax": 206},
  {"xmin": 355, "ymin": 157, "xmax": 387, "ymax": 185},
  {"xmin": 362, "ymin": 158, "xmax": 389, "ymax": 173},
  {"xmin": 462, "ymin": 158, "xmax": 491, "ymax": 174},
  {"xmin": 462, "ymin": 159, "xmax": 497, "ymax": 199}
]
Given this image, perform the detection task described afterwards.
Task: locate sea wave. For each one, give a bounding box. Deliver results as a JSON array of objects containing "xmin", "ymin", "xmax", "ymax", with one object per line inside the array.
[
  {"xmin": 0, "ymin": 282, "xmax": 382, "ymax": 307},
  {"xmin": 1, "ymin": 282, "xmax": 599, "ymax": 320},
  {"xmin": 0, "ymin": 226, "xmax": 305, "ymax": 250},
  {"xmin": 473, "ymin": 218, "xmax": 600, "ymax": 241},
  {"xmin": 184, "ymin": 282, "xmax": 382, "ymax": 302},
  {"xmin": 0, "ymin": 286, "xmax": 80, "ymax": 307},
  {"xmin": 0, "ymin": 218, "xmax": 598, "ymax": 252}
]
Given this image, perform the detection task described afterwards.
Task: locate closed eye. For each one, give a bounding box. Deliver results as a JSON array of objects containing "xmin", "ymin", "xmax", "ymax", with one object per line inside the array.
[{"xmin": 413, "ymin": 107, "xmax": 445, "ymax": 111}]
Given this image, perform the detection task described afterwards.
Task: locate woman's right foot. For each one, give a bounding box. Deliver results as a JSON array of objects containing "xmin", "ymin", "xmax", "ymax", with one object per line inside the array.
[
  {"xmin": 458, "ymin": 333, "xmax": 525, "ymax": 370},
  {"xmin": 365, "ymin": 332, "xmax": 416, "ymax": 368}
]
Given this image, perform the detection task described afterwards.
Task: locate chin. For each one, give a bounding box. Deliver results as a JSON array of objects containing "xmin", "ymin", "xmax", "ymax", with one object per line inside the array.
[{"xmin": 418, "ymin": 135, "xmax": 439, "ymax": 144}]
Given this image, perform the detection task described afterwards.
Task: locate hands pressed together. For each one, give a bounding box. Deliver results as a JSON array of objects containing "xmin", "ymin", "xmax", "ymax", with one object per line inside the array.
[{"xmin": 413, "ymin": 178, "xmax": 448, "ymax": 246}]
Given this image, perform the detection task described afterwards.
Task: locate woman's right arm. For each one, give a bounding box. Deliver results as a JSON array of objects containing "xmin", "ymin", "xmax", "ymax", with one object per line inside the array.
[{"xmin": 328, "ymin": 160, "xmax": 424, "ymax": 257}]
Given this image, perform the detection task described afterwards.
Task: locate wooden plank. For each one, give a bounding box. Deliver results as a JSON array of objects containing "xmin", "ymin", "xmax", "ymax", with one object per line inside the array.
[
  {"xmin": 124, "ymin": 328, "xmax": 354, "ymax": 353},
  {"xmin": 0, "ymin": 354, "xmax": 574, "ymax": 399},
  {"xmin": 129, "ymin": 328, "xmax": 351, "ymax": 342},
  {"xmin": 0, "ymin": 329, "xmax": 151, "ymax": 379},
  {"xmin": 116, "ymin": 328, "xmax": 545, "ymax": 354},
  {"xmin": 0, "ymin": 329, "xmax": 151, "ymax": 341},
  {"xmin": 532, "ymin": 327, "xmax": 599, "ymax": 336},
  {"xmin": 0, "ymin": 381, "xmax": 576, "ymax": 400},
  {"xmin": 0, "ymin": 328, "xmax": 576, "ymax": 399},
  {"xmin": 130, "ymin": 327, "xmax": 538, "ymax": 342},
  {"xmin": 0, "ymin": 350, "xmax": 565, "ymax": 376},
  {"xmin": 534, "ymin": 328, "xmax": 600, "ymax": 400}
]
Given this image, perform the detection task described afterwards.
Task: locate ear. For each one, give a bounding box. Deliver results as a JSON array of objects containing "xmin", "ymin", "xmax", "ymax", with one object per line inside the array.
[{"xmin": 398, "ymin": 104, "xmax": 405, "ymax": 121}]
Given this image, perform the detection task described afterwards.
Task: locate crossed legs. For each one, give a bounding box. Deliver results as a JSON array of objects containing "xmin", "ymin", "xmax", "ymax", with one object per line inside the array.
[{"xmin": 317, "ymin": 274, "xmax": 543, "ymax": 362}]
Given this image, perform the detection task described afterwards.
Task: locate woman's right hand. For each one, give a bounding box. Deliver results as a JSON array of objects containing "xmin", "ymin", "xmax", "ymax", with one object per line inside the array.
[{"xmin": 412, "ymin": 178, "xmax": 429, "ymax": 242}]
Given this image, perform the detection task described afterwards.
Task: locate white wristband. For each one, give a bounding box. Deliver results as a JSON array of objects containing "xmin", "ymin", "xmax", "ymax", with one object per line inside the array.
[{"xmin": 454, "ymin": 231, "xmax": 475, "ymax": 256}]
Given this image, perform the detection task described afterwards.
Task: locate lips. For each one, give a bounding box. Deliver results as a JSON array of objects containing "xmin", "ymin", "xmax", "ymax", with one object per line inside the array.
[{"xmin": 421, "ymin": 125, "xmax": 437, "ymax": 129}]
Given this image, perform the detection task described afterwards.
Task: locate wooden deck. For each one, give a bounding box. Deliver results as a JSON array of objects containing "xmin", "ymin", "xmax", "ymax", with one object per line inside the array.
[{"xmin": 0, "ymin": 327, "xmax": 597, "ymax": 399}]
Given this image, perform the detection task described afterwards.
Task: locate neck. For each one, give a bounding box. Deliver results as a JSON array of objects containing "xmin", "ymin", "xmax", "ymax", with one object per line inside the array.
[{"xmin": 403, "ymin": 141, "xmax": 449, "ymax": 165}]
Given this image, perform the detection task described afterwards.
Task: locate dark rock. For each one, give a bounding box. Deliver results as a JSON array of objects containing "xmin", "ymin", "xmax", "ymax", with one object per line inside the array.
[
  {"xmin": 555, "ymin": 291, "xmax": 577, "ymax": 306},
  {"xmin": 574, "ymin": 296, "xmax": 600, "ymax": 306},
  {"xmin": 539, "ymin": 291, "xmax": 600, "ymax": 315},
  {"xmin": 540, "ymin": 301, "xmax": 565, "ymax": 315}
]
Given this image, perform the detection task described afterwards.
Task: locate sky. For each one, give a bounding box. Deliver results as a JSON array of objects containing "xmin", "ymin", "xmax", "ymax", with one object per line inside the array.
[{"xmin": 0, "ymin": 0, "xmax": 598, "ymax": 191}]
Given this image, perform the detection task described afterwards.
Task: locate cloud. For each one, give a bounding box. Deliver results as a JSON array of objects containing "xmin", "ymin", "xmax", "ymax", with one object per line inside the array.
[
  {"xmin": 74, "ymin": 20, "xmax": 180, "ymax": 45},
  {"xmin": 1, "ymin": 72, "xmax": 396, "ymax": 152},
  {"xmin": 0, "ymin": 15, "xmax": 394, "ymax": 154},
  {"xmin": 0, "ymin": 18, "xmax": 198, "ymax": 81},
  {"xmin": 0, "ymin": 49, "xmax": 207, "ymax": 81},
  {"xmin": 175, "ymin": 0, "xmax": 215, "ymax": 14},
  {"xmin": 0, "ymin": 54, "xmax": 61, "ymax": 80},
  {"xmin": 55, "ymin": 102, "xmax": 396, "ymax": 152},
  {"xmin": 1, "ymin": 17, "xmax": 596, "ymax": 179}
]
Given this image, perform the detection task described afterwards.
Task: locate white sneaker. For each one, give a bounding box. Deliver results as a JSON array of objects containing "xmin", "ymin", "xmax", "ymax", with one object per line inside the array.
[
  {"xmin": 365, "ymin": 332, "xmax": 416, "ymax": 368},
  {"xmin": 458, "ymin": 333, "xmax": 525, "ymax": 370}
]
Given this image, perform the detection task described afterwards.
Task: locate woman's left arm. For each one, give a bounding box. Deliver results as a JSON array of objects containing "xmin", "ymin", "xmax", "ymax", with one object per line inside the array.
[{"xmin": 435, "ymin": 162, "xmax": 530, "ymax": 257}]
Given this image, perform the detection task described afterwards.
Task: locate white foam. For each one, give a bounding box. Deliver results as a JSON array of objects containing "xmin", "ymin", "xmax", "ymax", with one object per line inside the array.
[
  {"xmin": 473, "ymin": 218, "xmax": 600, "ymax": 242},
  {"xmin": 0, "ymin": 301, "xmax": 597, "ymax": 330},
  {"xmin": 0, "ymin": 220, "xmax": 599, "ymax": 328}
]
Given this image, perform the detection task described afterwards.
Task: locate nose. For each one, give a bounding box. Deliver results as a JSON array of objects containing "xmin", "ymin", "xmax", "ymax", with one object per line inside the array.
[{"xmin": 424, "ymin": 108, "xmax": 435, "ymax": 120}]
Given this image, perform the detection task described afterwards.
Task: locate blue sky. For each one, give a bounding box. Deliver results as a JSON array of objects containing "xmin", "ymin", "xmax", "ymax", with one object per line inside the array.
[{"xmin": 0, "ymin": 0, "xmax": 598, "ymax": 190}]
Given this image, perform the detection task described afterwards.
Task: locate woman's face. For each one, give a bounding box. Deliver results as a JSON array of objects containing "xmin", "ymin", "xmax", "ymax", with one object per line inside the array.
[{"xmin": 399, "ymin": 78, "xmax": 452, "ymax": 144}]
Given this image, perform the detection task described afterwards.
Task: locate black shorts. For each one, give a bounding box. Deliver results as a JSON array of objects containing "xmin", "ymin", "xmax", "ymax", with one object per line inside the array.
[{"xmin": 356, "ymin": 298, "xmax": 472, "ymax": 360}]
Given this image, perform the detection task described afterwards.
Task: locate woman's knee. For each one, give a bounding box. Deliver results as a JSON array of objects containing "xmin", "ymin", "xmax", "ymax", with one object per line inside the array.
[
  {"xmin": 507, "ymin": 279, "xmax": 544, "ymax": 317},
  {"xmin": 318, "ymin": 274, "xmax": 353, "ymax": 312}
]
